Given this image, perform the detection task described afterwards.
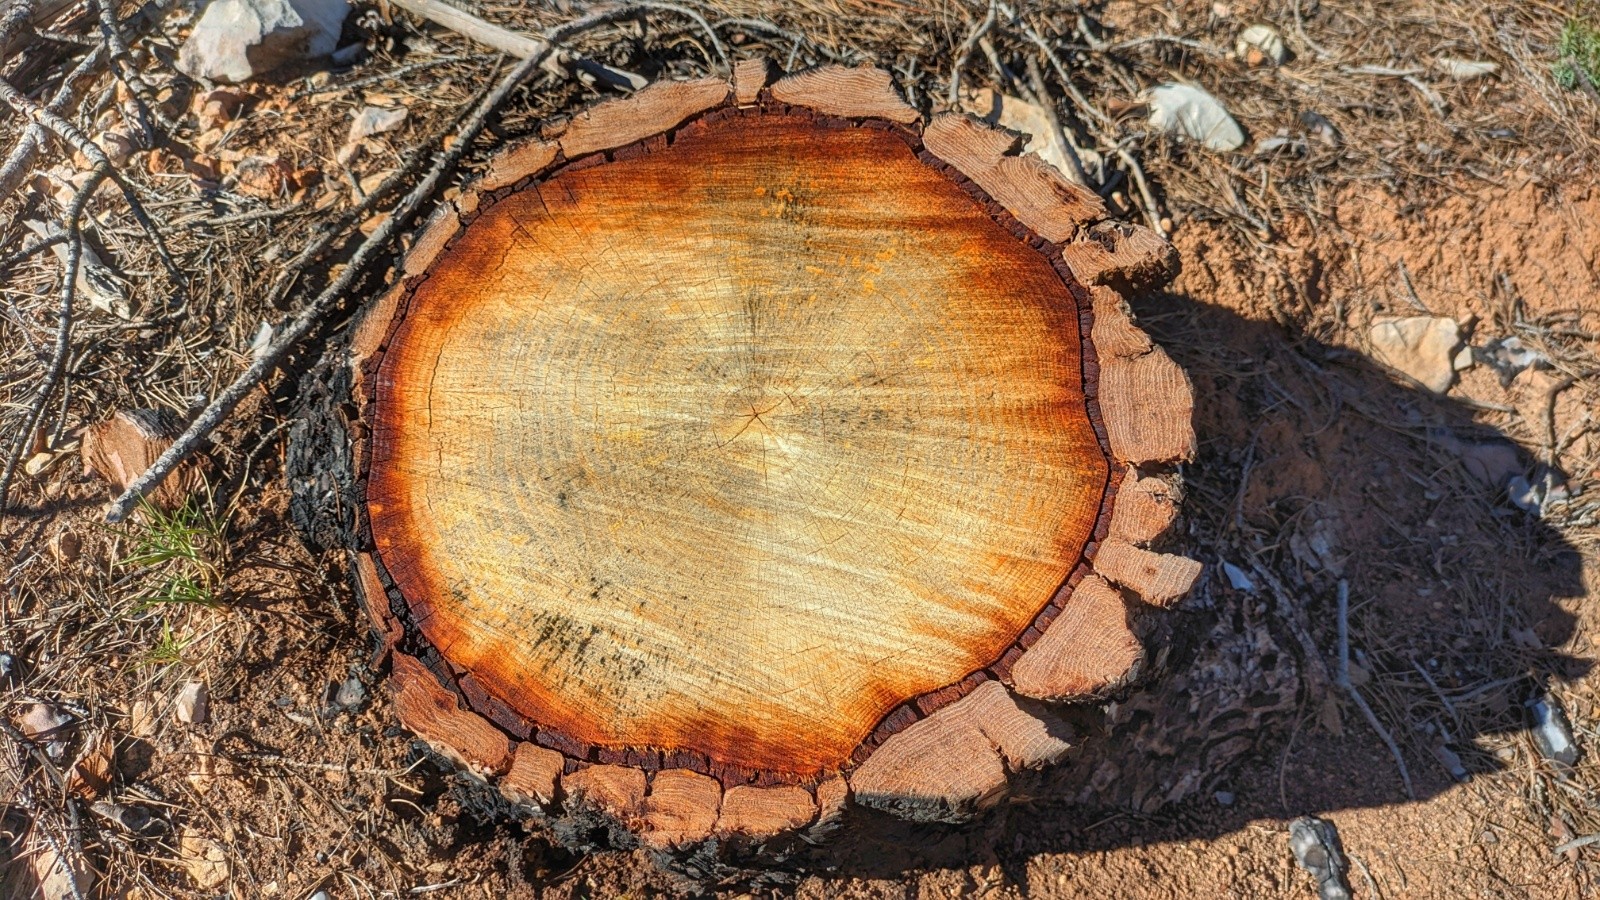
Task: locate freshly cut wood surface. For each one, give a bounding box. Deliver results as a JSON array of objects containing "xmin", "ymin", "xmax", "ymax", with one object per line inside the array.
[
  {"xmin": 642, "ymin": 769, "xmax": 721, "ymax": 848},
  {"xmin": 500, "ymin": 742, "xmax": 564, "ymax": 808},
  {"xmin": 557, "ymin": 76, "xmax": 729, "ymax": 159},
  {"xmin": 1092, "ymin": 539, "xmax": 1204, "ymax": 608},
  {"xmin": 717, "ymin": 784, "xmax": 817, "ymax": 838},
  {"xmin": 1089, "ymin": 286, "xmax": 1196, "ymax": 465},
  {"xmin": 365, "ymin": 111, "xmax": 1111, "ymax": 779},
  {"xmin": 1107, "ymin": 473, "xmax": 1180, "ymax": 545},
  {"xmin": 81, "ymin": 409, "xmax": 201, "ymax": 509}
]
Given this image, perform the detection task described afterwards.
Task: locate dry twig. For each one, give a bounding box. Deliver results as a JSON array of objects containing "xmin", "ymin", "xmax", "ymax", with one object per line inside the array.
[{"xmin": 104, "ymin": 6, "xmax": 646, "ymax": 523}]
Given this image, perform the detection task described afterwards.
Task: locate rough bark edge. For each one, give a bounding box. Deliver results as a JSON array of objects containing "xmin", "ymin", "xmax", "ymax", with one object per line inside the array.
[
  {"xmin": 767, "ymin": 64, "xmax": 918, "ymax": 123},
  {"xmin": 921, "ymin": 112, "xmax": 1104, "ymax": 243},
  {"xmin": 335, "ymin": 61, "xmax": 1199, "ymax": 842}
]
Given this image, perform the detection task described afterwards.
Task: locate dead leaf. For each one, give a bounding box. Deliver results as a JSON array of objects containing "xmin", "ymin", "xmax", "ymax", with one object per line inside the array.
[{"xmin": 66, "ymin": 731, "xmax": 115, "ymax": 798}]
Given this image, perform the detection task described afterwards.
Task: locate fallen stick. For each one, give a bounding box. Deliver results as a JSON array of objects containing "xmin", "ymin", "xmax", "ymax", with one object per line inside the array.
[
  {"xmin": 104, "ymin": 6, "xmax": 635, "ymax": 523},
  {"xmin": 0, "ymin": 163, "xmax": 96, "ymax": 515},
  {"xmin": 1336, "ymin": 578, "xmax": 1415, "ymax": 799},
  {"xmin": 0, "ymin": 33, "xmax": 105, "ymax": 203},
  {"xmin": 386, "ymin": 0, "xmax": 645, "ymax": 90}
]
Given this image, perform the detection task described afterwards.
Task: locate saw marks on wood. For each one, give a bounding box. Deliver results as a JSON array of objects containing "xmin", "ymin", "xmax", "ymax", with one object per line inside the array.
[{"xmin": 366, "ymin": 114, "xmax": 1109, "ymax": 777}]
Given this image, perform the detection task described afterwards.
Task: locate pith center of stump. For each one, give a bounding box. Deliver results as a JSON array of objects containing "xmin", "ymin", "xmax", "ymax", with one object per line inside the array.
[{"xmin": 366, "ymin": 114, "xmax": 1110, "ymax": 778}]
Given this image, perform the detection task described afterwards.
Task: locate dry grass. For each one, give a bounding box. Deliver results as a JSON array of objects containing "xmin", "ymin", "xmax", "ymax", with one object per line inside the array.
[{"xmin": 1, "ymin": 0, "xmax": 1598, "ymax": 896}]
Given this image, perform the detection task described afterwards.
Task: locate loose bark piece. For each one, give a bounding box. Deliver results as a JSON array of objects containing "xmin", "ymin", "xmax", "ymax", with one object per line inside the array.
[
  {"xmin": 476, "ymin": 136, "xmax": 558, "ymax": 194},
  {"xmin": 1011, "ymin": 575, "xmax": 1142, "ymax": 701},
  {"xmin": 716, "ymin": 785, "xmax": 818, "ymax": 839},
  {"xmin": 558, "ymin": 76, "xmax": 729, "ymax": 159},
  {"xmin": 81, "ymin": 409, "xmax": 202, "ymax": 510},
  {"xmin": 732, "ymin": 57, "xmax": 772, "ymax": 105},
  {"xmin": 768, "ymin": 65, "xmax": 918, "ymax": 123},
  {"xmin": 1091, "ymin": 287, "xmax": 1196, "ymax": 465},
  {"xmin": 642, "ymin": 769, "xmax": 722, "ymax": 848},
  {"xmin": 349, "ymin": 283, "xmax": 407, "ymax": 389},
  {"xmin": 960, "ymin": 680, "xmax": 1075, "ymax": 770},
  {"xmin": 1060, "ymin": 221, "xmax": 1177, "ymax": 287},
  {"xmin": 500, "ymin": 741, "xmax": 564, "ymax": 809},
  {"xmin": 389, "ymin": 653, "xmax": 511, "ymax": 776},
  {"xmin": 848, "ymin": 700, "xmax": 1009, "ymax": 823},
  {"xmin": 400, "ymin": 204, "xmax": 461, "ymax": 279},
  {"xmin": 351, "ymin": 551, "xmax": 403, "ymax": 655},
  {"xmin": 1108, "ymin": 472, "xmax": 1180, "ymax": 545},
  {"xmin": 1092, "ymin": 539, "xmax": 1203, "ymax": 608},
  {"xmin": 922, "ymin": 113, "xmax": 1104, "ymax": 242},
  {"xmin": 562, "ymin": 765, "xmax": 646, "ymax": 828}
]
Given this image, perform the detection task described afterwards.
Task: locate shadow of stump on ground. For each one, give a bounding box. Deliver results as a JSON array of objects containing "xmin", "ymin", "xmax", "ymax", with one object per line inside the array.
[{"xmin": 808, "ymin": 284, "xmax": 1589, "ymax": 883}]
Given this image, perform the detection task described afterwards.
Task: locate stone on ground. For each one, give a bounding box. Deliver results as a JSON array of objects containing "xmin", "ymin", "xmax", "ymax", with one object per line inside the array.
[{"xmin": 178, "ymin": 0, "xmax": 348, "ymax": 84}]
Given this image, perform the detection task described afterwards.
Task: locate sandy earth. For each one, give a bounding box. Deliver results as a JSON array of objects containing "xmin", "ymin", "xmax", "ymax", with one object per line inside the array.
[{"xmin": 4, "ymin": 7, "xmax": 1598, "ymax": 897}]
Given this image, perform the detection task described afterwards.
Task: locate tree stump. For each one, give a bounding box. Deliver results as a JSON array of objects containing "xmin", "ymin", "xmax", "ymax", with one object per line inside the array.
[{"xmin": 334, "ymin": 60, "xmax": 1198, "ymax": 856}]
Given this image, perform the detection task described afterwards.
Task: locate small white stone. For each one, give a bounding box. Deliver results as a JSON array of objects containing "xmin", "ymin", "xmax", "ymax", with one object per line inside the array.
[
  {"xmin": 1368, "ymin": 316, "xmax": 1462, "ymax": 393},
  {"xmin": 1235, "ymin": 24, "xmax": 1288, "ymax": 66},
  {"xmin": 178, "ymin": 0, "xmax": 349, "ymax": 84},
  {"xmin": 1146, "ymin": 83, "xmax": 1246, "ymax": 152},
  {"xmin": 175, "ymin": 681, "xmax": 209, "ymax": 725},
  {"xmin": 348, "ymin": 105, "xmax": 407, "ymax": 143}
]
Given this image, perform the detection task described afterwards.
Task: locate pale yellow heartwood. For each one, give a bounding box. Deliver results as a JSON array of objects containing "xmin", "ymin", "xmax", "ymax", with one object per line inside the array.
[{"xmin": 367, "ymin": 116, "xmax": 1107, "ymax": 774}]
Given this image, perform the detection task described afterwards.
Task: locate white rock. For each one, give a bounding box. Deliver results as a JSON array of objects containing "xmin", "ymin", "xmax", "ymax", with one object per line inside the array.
[
  {"xmin": 1221, "ymin": 561, "xmax": 1255, "ymax": 591},
  {"xmin": 178, "ymin": 0, "xmax": 349, "ymax": 84},
  {"xmin": 175, "ymin": 681, "xmax": 209, "ymax": 725},
  {"xmin": 1368, "ymin": 315, "xmax": 1462, "ymax": 393},
  {"xmin": 1235, "ymin": 24, "xmax": 1288, "ymax": 66},
  {"xmin": 1146, "ymin": 83, "xmax": 1246, "ymax": 152},
  {"xmin": 348, "ymin": 105, "xmax": 407, "ymax": 143}
]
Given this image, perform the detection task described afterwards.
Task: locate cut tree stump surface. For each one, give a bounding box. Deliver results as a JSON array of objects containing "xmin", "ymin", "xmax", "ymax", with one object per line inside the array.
[
  {"xmin": 369, "ymin": 111, "xmax": 1108, "ymax": 779},
  {"xmin": 340, "ymin": 62, "xmax": 1199, "ymax": 844}
]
